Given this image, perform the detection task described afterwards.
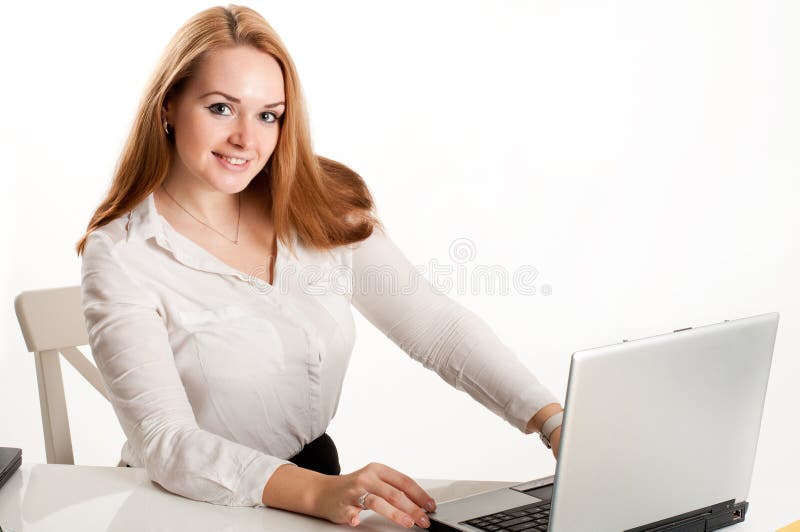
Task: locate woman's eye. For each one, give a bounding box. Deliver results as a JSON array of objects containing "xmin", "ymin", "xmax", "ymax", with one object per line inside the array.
[
  {"xmin": 207, "ymin": 103, "xmax": 232, "ymax": 115},
  {"xmin": 261, "ymin": 111, "xmax": 279, "ymax": 123}
]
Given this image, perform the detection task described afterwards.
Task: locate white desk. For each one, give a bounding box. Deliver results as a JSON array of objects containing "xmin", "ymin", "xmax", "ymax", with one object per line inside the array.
[{"xmin": 0, "ymin": 464, "xmax": 797, "ymax": 531}]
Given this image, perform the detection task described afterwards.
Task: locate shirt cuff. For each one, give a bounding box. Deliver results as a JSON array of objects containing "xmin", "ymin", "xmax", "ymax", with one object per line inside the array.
[
  {"xmin": 506, "ymin": 385, "xmax": 561, "ymax": 434},
  {"xmin": 234, "ymin": 454, "xmax": 296, "ymax": 507}
]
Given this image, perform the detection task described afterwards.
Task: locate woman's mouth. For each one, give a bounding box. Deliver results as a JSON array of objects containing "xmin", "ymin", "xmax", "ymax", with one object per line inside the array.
[{"xmin": 213, "ymin": 152, "xmax": 251, "ymax": 171}]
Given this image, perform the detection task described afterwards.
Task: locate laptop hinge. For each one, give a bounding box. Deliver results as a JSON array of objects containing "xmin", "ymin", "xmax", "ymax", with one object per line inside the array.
[{"xmin": 624, "ymin": 499, "xmax": 748, "ymax": 532}]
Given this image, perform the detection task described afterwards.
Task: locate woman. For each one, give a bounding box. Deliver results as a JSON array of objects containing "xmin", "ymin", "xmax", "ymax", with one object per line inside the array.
[{"xmin": 76, "ymin": 5, "xmax": 563, "ymax": 529}]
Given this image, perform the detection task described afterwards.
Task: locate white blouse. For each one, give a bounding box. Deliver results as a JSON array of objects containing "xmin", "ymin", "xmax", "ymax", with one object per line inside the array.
[{"xmin": 80, "ymin": 191, "xmax": 558, "ymax": 507}]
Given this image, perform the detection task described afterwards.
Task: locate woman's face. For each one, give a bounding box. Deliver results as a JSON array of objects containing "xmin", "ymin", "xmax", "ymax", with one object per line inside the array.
[{"xmin": 163, "ymin": 45, "xmax": 286, "ymax": 194}]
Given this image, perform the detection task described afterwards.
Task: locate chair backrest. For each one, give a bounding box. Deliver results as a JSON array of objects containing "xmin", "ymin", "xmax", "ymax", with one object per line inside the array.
[{"xmin": 14, "ymin": 285, "xmax": 114, "ymax": 465}]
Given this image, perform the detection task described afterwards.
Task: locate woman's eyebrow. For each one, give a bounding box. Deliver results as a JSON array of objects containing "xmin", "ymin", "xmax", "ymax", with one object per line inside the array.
[{"xmin": 199, "ymin": 90, "xmax": 286, "ymax": 108}]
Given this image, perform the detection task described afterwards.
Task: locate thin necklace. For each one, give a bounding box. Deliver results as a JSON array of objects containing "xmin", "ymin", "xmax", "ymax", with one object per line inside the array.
[{"xmin": 161, "ymin": 183, "xmax": 241, "ymax": 245}]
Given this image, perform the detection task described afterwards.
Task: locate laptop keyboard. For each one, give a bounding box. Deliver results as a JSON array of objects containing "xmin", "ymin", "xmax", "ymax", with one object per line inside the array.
[{"xmin": 461, "ymin": 501, "xmax": 551, "ymax": 531}]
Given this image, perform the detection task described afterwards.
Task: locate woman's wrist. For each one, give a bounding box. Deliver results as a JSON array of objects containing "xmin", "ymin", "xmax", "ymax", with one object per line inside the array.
[
  {"xmin": 540, "ymin": 411, "xmax": 563, "ymax": 440},
  {"xmin": 262, "ymin": 463, "xmax": 327, "ymax": 515},
  {"xmin": 526, "ymin": 402, "xmax": 564, "ymax": 434}
]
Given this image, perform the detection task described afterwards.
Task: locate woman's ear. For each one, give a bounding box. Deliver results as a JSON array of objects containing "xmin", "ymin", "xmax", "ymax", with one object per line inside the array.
[{"xmin": 161, "ymin": 94, "xmax": 175, "ymax": 125}]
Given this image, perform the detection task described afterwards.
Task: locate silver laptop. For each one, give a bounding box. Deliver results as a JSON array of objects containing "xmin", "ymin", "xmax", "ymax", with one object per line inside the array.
[{"xmin": 429, "ymin": 312, "xmax": 779, "ymax": 531}]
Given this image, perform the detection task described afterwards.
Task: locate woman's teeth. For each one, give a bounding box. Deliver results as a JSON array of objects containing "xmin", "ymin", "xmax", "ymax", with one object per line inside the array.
[{"xmin": 214, "ymin": 153, "xmax": 247, "ymax": 165}]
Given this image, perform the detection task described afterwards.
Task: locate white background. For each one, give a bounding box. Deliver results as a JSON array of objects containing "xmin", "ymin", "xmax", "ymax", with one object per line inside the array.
[{"xmin": 0, "ymin": 0, "xmax": 797, "ymax": 495}]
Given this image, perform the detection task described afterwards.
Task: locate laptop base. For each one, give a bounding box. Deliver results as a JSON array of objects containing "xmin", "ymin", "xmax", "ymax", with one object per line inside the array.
[
  {"xmin": 625, "ymin": 499, "xmax": 748, "ymax": 532},
  {"xmin": 430, "ymin": 495, "xmax": 747, "ymax": 532}
]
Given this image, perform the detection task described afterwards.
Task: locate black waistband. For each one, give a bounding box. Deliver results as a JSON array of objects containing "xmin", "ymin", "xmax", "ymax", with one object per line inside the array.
[{"xmin": 289, "ymin": 433, "xmax": 341, "ymax": 476}]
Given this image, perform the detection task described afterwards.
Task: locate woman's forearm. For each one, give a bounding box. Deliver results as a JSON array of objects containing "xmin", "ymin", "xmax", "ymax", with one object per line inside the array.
[{"xmin": 261, "ymin": 463, "xmax": 326, "ymax": 515}]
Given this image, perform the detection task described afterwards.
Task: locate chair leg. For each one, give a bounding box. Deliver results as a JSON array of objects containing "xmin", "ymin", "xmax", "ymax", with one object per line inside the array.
[{"xmin": 34, "ymin": 349, "xmax": 75, "ymax": 465}]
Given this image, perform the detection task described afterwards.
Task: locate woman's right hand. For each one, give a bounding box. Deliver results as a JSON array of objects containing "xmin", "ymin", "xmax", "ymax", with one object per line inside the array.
[{"xmin": 315, "ymin": 462, "xmax": 437, "ymax": 528}]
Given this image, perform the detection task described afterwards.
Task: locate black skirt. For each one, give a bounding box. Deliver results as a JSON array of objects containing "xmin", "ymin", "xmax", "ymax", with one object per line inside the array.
[{"xmin": 124, "ymin": 432, "xmax": 341, "ymax": 476}]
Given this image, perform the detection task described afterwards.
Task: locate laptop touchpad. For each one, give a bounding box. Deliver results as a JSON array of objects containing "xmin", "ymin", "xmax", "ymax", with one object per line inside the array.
[{"xmin": 432, "ymin": 488, "xmax": 543, "ymax": 523}]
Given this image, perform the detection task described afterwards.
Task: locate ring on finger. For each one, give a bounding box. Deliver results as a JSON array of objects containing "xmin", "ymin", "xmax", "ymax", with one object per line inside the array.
[{"xmin": 358, "ymin": 492, "xmax": 371, "ymax": 510}]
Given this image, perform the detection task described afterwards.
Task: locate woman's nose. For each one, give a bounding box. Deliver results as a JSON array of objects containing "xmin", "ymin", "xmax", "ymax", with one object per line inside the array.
[{"xmin": 229, "ymin": 118, "xmax": 256, "ymax": 150}]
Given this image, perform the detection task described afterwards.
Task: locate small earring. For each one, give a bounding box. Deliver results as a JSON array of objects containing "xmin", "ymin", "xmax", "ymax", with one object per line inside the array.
[{"xmin": 163, "ymin": 120, "xmax": 170, "ymax": 135}]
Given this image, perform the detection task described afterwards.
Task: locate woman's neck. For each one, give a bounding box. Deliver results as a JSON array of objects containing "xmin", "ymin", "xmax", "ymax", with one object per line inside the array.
[{"xmin": 159, "ymin": 176, "xmax": 242, "ymax": 228}]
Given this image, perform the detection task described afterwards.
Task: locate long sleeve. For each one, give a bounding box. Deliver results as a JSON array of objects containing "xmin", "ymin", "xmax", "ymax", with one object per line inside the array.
[
  {"xmin": 80, "ymin": 230, "xmax": 293, "ymax": 507},
  {"xmin": 349, "ymin": 227, "xmax": 559, "ymax": 433}
]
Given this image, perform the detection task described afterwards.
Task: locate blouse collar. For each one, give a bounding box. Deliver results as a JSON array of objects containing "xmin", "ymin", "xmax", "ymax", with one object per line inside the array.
[{"xmin": 125, "ymin": 190, "xmax": 293, "ymax": 284}]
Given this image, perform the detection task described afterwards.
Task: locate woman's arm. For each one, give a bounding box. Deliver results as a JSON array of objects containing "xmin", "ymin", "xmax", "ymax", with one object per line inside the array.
[
  {"xmin": 348, "ymin": 227, "xmax": 562, "ymax": 438},
  {"xmin": 81, "ymin": 231, "xmax": 292, "ymax": 506}
]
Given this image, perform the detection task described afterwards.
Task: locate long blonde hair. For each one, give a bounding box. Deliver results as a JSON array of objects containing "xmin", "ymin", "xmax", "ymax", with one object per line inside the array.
[{"xmin": 76, "ymin": 4, "xmax": 380, "ymax": 256}]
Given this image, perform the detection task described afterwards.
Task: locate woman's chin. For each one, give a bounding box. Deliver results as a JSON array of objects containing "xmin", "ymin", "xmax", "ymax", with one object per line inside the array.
[{"xmin": 204, "ymin": 174, "xmax": 257, "ymax": 195}]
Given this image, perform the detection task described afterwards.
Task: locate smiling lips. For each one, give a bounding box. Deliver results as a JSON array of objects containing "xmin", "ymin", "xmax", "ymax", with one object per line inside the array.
[{"xmin": 213, "ymin": 151, "xmax": 251, "ymax": 170}]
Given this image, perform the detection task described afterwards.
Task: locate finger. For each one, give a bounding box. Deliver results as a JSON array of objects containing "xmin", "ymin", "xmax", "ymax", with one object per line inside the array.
[
  {"xmin": 346, "ymin": 506, "xmax": 362, "ymax": 527},
  {"xmin": 375, "ymin": 464, "xmax": 437, "ymax": 513},
  {"xmin": 368, "ymin": 481, "xmax": 431, "ymax": 528},
  {"xmin": 363, "ymin": 494, "xmax": 418, "ymax": 529}
]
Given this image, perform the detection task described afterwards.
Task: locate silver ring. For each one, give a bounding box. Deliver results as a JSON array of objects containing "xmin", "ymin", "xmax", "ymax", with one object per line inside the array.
[{"xmin": 357, "ymin": 492, "xmax": 371, "ymax": 510}]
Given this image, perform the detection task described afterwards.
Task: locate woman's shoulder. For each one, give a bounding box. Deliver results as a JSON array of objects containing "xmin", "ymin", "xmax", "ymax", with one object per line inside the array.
[
  {"xmin": 322, "ymin": 226, "xmax": 392, "ymax": 274},
  {"xmin": 300, "ymin": 225, "xmax": 387, "ymax": 257},
  {"xmin": 83, "ymin": 216, "xmax": 130, "ymax": 252},
  {"xmin": 81, "ymin": 205, "xmax": 150, "ymax": 266}
]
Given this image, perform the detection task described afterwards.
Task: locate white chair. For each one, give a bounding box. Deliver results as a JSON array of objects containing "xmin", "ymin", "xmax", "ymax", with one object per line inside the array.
[{"xmin": 14, "ymin": 285, "xmax": 123, "ymax": 466}]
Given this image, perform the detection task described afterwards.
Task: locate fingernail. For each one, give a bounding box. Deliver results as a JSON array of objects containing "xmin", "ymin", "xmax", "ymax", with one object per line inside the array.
[
  {"xmin": 351, "ymin": 516, "xmax": 360, "ymax": 526},
  {"xmin": 426, "ymin": 500, "xmax": 436, "ymax": 512},
  {"xmin": 403, "ymin": 517, "xmax": 414, "ymax": 528},
  {"xmin": 419, "ymin": 515, "xmax": 431, "ymax": 527}
]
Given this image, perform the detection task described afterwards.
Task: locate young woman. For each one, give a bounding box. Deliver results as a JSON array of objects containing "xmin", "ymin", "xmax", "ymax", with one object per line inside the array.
[{"xmin": 76, "ymin": 5, "xmax": 563, "ymax": 529}]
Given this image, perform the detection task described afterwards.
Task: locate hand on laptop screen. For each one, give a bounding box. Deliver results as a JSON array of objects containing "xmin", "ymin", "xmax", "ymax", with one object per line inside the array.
[{"xmin": 550, "ymin": 427, "xmax": 562, "ymax": 459}]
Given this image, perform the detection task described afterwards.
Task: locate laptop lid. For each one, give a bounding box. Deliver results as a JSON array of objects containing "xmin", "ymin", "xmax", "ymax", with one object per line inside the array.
[{"xmin": 548, "ymin": 312, "xmax": 779, "ymax": 532}]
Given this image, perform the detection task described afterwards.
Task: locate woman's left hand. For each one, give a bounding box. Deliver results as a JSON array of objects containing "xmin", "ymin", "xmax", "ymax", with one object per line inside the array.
[{"xmin": 549, "ymin": 426, "xmax": 561, "ymax": 460}]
